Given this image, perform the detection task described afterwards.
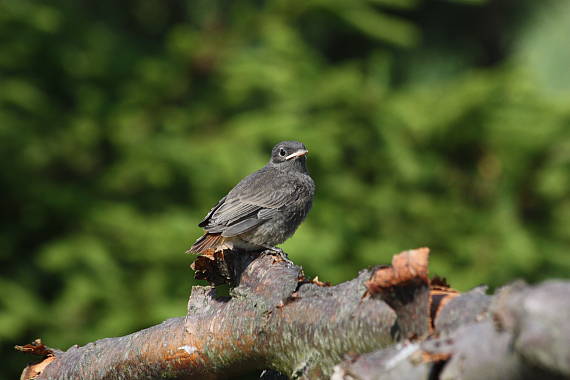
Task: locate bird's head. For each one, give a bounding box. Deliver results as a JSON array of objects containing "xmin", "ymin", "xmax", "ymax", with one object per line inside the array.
[{"xmin": 270, "ymin": 141, "xmax": 309, "ymax": 171}]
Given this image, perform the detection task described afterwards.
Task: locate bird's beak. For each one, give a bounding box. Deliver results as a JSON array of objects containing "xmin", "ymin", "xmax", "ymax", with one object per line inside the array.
[{"xmin": 286, "ymin": 149, "xmax": 308, "ymax": 160}]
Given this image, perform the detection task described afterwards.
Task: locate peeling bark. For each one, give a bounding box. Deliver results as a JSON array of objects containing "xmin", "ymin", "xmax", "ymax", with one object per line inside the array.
[
  {"xmin": 332, "ymin": 281, "xmax": 570, "ymax": 380},
  {"xmin": 17, "ymin": 248, "xmax": 570, "ymax": 380}
]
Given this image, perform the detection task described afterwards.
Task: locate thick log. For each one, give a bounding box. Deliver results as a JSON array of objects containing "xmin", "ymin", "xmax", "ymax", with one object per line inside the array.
[
  {"xmin": 19, "ymin": 249, "xmax": 431, "ymax": 379},
  {"xmin": 331, "ymin": 280, "xmax": 570, "ymax": 380},
  {"xmin": 17, "ymin": 248, "xmax": 570, "ymax": 380}
]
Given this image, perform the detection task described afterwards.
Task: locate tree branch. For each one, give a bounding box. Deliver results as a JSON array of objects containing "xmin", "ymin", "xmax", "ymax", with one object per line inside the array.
[
  {"xmin": 17, "ymin": 248, "xmax": 570, "ymax": 380},
  {"xmin": 20, "ymin": 249, "xmax": 424, "ymax": 379}
]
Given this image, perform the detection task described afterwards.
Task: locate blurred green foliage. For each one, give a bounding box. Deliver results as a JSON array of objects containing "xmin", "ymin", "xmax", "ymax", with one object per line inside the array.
[{"xmin": 1, "ymin": 0, "xmax": 569, "ymax": 377}]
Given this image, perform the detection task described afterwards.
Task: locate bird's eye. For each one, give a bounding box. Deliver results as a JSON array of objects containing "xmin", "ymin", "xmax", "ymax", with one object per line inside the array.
[{"xmin": 279, "ymin": 148, "xmax": 287, "ymax": 157}]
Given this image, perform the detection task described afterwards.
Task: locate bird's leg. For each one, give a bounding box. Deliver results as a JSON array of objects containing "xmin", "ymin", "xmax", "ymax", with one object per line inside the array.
[{"xmin": 261, "ymin": 245, "xmax": 293, "ymax": 264}]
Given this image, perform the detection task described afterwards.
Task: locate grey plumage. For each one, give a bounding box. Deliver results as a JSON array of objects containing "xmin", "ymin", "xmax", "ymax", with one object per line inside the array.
[{"xmin": 189, "ymin": 141, "xmax": 315, "ymax": 254}]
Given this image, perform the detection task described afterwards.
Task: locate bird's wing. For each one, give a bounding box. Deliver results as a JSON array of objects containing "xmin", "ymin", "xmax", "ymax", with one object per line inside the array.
[
  {"xmin": 199, "ymin": 169, "xmax": 302, "ymax": 236},
  {"xmin": 197, "ymin": 195, "xmax": 227, "ymax": 227},
  {"xmin": 220, "ymin": 217, "xmax": 263, "ymax": 237}
]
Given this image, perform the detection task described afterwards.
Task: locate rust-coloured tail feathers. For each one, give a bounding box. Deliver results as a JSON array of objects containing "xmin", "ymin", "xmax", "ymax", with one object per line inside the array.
[{"xmin": 187, "ymin": 233, "xmax": 224, "ymax": 254}]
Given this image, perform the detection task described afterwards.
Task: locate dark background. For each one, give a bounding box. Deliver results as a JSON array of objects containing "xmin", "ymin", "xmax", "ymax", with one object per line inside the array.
[{"xmin": 1, "ymin": 0, "xmax": 569, "ymax": 378}]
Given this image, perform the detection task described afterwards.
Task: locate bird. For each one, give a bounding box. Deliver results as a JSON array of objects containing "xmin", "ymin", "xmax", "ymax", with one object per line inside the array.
[{"xmin": 188, "ymin": 140, "xmax": 315, "ymax": 255}]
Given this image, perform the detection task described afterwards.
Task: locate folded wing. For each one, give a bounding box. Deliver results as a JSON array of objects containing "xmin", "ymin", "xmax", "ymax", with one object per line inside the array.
[{"xmin": 198, "ymin": 168, "xmax": 302, "ymax": 237}]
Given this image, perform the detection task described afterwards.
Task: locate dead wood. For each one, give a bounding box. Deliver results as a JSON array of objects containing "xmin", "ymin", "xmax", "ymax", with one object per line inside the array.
[{"xmin": 16, "ymin": 248, "xmax": 570, "ymax": 380}]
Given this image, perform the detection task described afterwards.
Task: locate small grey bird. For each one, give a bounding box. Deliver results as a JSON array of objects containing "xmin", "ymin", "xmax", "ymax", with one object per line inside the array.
[{"xmin": 188, "ymin": 141, "xmax": 315, "ymax": 255}]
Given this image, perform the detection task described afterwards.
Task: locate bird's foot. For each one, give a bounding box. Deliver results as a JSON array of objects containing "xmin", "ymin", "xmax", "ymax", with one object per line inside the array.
[{"xmin": 263, "ymin": 246, "xmax": 293, "ymax": 265}]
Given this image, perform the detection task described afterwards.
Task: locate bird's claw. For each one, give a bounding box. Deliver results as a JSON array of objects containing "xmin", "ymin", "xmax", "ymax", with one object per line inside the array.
[{"xmin": 263, "ymin": 246, "xmax": 293, "ymax": 265}]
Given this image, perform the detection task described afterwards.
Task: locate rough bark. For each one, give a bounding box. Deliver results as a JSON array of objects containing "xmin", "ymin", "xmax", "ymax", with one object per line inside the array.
[
  {"xmin": 16, "ymin": 248, "xmax": 570, "ymax": 380},
  {"xmin": 332, "ymin": 281, "xmax": 570, "ymax": 380}
]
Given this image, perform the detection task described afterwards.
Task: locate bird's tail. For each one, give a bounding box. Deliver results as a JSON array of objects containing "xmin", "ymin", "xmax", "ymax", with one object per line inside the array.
[{"xmin": 186, "ymin": 233, "xmax": 224, "ymax": 254}]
